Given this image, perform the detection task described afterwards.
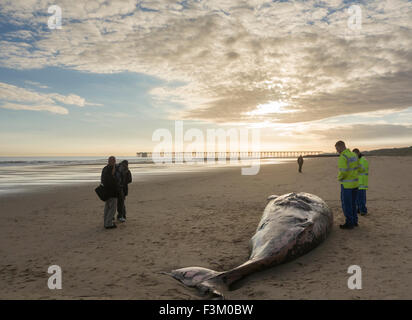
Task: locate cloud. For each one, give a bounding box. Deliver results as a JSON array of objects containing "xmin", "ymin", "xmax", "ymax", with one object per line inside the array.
[
  {"xmin": 307, "ymin": 124, "xmax": 412, "ymax": 140},
  {"xmin": 0, "ymin": 82, "xmax": 53, "ymax": 105},
  {"xmin": 51, "ymin": 93, "xmax": 102, "ymax": 107},
  {"xmin": 0, "ymin": 0, "xmax": 411, "ymax": 124},
  {"xmin": 24, "ymin": 80, "xmax": 49, "ymax": 89},
  {"xmin": 0, "ymin": 81, "xmax": 101, "ymax": 113},
  {"xmin": 0, "ymin": 102, "xmax": 68, "ymax": 115}
]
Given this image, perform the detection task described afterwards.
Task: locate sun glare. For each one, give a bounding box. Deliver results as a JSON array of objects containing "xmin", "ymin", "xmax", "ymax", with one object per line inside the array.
[{"xmin": 245, "ymin": 101, "xmax": 297, "ymax": 116}]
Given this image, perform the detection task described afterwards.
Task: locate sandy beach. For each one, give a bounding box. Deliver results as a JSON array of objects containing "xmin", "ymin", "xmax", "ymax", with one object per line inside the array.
[{"xmin": 0, "ymin": 156, "xmax": 411, "ymax": 300}]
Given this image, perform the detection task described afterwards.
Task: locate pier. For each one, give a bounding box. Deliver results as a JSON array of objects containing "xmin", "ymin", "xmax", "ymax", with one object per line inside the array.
[{"xmin": 136, "ymin": 151, "xmax": 322, "ymax": 159}]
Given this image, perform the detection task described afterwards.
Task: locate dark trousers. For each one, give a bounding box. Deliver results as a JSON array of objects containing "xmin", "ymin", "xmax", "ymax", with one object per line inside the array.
[
  {"xmin": 341, "ymin": 185, "xmax": 358, "ymax": 226},
  {"xmin": 298, "ymin": 164, "xmax": 303, "ymax": 172},
  {"xmin": 356, "ymin": 189, "xmax": 367, "ymax": 214},
  {"xmin": 117, "ymin": 190, "xmax": 127, "ymax": 219}
]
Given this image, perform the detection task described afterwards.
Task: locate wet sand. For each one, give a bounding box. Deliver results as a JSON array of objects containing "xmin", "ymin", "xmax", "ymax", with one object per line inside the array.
[{"xmin": 0, "ymin": 156, "xmax": 411, "ymax": 299}]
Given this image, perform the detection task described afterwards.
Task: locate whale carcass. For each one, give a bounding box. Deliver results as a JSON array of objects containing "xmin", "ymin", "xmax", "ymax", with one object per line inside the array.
[{"xmin": 166, "ymin": 192, "xmax": 333, "ymax": 298}]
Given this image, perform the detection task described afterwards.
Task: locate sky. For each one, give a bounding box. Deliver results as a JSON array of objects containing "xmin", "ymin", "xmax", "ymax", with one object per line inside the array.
[{"xmin": 0, "ymin": 0, "xmax": 411, "ymax": 156}]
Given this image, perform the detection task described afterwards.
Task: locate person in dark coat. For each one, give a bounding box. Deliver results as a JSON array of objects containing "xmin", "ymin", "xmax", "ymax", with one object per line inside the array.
[
  {"xmin": 101, "ymin": 156, "xmax": 119, "ymax": 229},
  {"xmin": 297, "ymin": 155, "xmax": 304, "ymax": 173},
  {"xmin": 116, "ymin": 160, "xmax": 132, "ymax": 222}
]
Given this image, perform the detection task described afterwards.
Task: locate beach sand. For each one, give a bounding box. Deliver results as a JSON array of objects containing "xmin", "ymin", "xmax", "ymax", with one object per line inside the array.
[{"xmin": 0, "ymin": 156, "xmax": 411, "ymax": 299}]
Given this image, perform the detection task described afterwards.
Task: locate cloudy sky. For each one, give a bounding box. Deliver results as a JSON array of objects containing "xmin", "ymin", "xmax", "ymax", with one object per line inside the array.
[{"xmin": 0, "ymin": 0, "xmax": 411, "ymax": 156}]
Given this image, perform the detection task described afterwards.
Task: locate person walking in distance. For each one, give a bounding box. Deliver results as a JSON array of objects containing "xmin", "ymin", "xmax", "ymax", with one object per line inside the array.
[{"xmin": 297, "ymin": 155, "xmax": 304, "ymax": 173}]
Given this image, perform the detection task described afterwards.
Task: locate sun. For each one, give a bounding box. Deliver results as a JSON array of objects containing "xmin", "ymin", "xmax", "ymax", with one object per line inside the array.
[{"xmin": 245, "ymin": 101, "xmax": 297, "ymax": 116}]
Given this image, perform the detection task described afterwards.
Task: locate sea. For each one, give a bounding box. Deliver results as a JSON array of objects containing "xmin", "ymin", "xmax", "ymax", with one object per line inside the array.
[{"xmin": 0, "ymin": 156, "xmax": 293, "ymax": 195}]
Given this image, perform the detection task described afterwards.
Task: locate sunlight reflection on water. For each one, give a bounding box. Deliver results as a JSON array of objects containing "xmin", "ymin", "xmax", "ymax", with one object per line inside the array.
[{"xmin": 0, "ymin": 158, "xmax": 293, "ymax": 195}]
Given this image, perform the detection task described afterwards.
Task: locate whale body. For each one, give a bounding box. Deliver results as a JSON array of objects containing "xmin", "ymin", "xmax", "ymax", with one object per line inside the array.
[{"xmin": 167, "ymin": 192, "xmax": 333, "ymax": 298}]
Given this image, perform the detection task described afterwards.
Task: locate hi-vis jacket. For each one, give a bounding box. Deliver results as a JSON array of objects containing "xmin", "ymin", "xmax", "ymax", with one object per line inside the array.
[
  {"xmin": 338, "ymin": 149, "xmax": 359, "ymax": 189},
  {"xmin": 358, "ymin": 156, "xmax": 369, "ymax": 190}
]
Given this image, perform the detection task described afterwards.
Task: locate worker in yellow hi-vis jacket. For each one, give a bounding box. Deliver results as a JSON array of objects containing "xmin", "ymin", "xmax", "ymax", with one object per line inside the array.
[
  {"xmin": 353, "ymin": 148, "xmax": 368, "ymax": 216},
  {"xmin": 335, "ymin": 141, "xmax": 359, "ymax": 229}
]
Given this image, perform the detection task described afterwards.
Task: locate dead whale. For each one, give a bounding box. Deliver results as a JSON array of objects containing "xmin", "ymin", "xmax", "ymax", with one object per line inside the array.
[{"xmin": 166, "ymin": 192, "xmax": 333, "ymax": 299}]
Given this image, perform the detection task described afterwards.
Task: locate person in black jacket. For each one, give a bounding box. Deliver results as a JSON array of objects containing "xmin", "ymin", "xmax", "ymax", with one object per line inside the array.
[
  {"xmin": 116, "ymin": 160, "xmax": 132, "ymax": 222},
  {"xmin": 297, "ymin": 155, "xmax": 304, "ymax": 173},
  {"xmin": 101, "ymin": 156, "xmax": 119, "ymax": 229}
]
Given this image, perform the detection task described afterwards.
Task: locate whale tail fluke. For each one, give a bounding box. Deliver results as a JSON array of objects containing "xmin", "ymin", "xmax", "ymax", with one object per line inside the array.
[
  {"xmin": 164, "ymin": 263, "xmax": 257, "ymax": 299},
  {"xmin": 163, "ymin": 266, "xmax": 232, "ymax": 299},
  {"xmin": 196, "ymin": 278, "xmax": 226, "ymax": 300}
]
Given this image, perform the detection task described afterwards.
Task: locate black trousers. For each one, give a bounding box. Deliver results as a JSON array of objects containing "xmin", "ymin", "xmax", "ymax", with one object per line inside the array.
[
  {"xmin": 298, "ymin": 164, "xmax": 303, "ymax": 172},
  {"xmin": 117, "ymin": 190, "xmax": 127, "ymax": 219}
]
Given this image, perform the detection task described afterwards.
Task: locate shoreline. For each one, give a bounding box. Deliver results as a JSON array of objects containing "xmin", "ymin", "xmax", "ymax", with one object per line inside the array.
[
  {"xmin": 0, "ymin": 156, "xmax": 411, "ymax": 299},
  {"xmin": 0, "ymin": 158, "xmax": 293, "ymax": 197}
]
